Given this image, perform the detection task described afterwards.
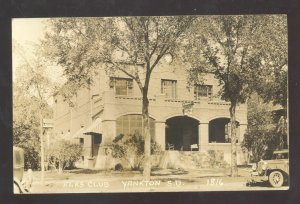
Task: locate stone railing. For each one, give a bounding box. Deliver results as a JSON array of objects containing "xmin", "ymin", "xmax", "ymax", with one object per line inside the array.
[
  {"xmin": 115, "ymin": 95, "xmax": 156, "ymax": 102},
  {"xmin": 208, "ymin": 101, "xmax": 231, "ymax": 106},
  {"xmin": 108, "ymin": 93, "xmax": 231, "ymax": 108},
  {"xmin": 164, "ymin": 98, "xmax": 200, "ymax": 104}
]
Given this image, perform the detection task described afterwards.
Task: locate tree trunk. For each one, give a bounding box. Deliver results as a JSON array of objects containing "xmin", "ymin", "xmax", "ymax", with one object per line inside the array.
[
  {"xmin": 39, "ymin": 110, "xmax": 45, "ymax": 185},
  {"xmin": 142, "ymin": 91, "xmax": 151, "ymax": 179},
  {"xmin": 229, "ymin": 103, "xmax": 238, "ymax": 177},
  {"xmin": 58, "ymin": 160, "xmax": 63, "ymax": 174}
]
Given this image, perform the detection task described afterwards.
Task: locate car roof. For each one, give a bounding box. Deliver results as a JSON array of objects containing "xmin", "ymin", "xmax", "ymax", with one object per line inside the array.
[
  {"xmin": 13, "ymin": 146, "xmax": 24, "ymax": 152},
  {"xmin": 273, "ymin": 149, "xmax": 289, "ymax": 154}
]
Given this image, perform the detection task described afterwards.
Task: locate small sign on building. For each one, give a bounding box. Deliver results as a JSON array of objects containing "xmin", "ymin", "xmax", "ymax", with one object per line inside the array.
[{"xmin": 182, "ymin": 101, "xmax": 194, "ymax": 116}]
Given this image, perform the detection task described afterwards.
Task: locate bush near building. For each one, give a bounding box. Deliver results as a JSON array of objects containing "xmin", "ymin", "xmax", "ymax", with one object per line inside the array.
[
  {"xmin": 13, "ymin": 120, "xmax": 41, "ymax": 170},
  {"xmin": 46, "ymin": 139, "xmax": 83, "ymax": 172},
  {"xmin": 242, "ymin": 95, "xmax": 287, "ymax": 163},
  {"xmin": 110, "ymin": 133, "xmax": 161, "ymax": 171}
]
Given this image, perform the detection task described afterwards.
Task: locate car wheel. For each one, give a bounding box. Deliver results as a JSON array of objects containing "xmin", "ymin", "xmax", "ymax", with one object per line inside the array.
[
  {"xmin": 14, "ymin": 183, "xmax": 21, "ymax": 194},
  {"xmin": 269, "ymin": 171, "xmax": 284, "ymax": 188}
]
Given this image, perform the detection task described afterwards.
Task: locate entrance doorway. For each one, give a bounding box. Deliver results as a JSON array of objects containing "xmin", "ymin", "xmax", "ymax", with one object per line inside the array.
[{"xmin": 165, "ymin": 116, "xmax": 199, "ymax": 151}]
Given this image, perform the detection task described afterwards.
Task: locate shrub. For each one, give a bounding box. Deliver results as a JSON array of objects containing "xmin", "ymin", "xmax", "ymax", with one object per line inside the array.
[
  {"xmin": 13, "ymin": 121, "xmax": 41, "ymax": 170},
  {"xmin": 46, "ymin": 139, "xmax": 83, "ymax": 172},
  {"xmin": 242, "ymin": 95, "xmax": 288, "ymax": 163},
  {"xmin": 110, "ymin": 133, "xmax": 161, "ymax": 170},
  {"xmin": 207, "ymin": 150, "xmax": 227, "ymax": 168}
]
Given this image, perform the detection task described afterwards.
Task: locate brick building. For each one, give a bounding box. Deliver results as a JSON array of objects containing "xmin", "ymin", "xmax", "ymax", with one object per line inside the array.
[{"xmin": 53, "ymin": 58, "xmax": 248, "ymax": 169}]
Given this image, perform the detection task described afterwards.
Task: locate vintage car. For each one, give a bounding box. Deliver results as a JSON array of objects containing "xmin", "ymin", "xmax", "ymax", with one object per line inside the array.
[
  {"xmin": 250, "ymin": 149, "xmax": 289, "ymax": 188},
  {"xmin": 13, "ymin": 146, "xmax": 33, "ymax": 193}
]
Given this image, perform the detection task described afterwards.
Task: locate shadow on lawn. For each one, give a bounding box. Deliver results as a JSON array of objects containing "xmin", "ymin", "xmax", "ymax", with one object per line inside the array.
[
  {"xmin": 67, "ymin": 168, "xmax": 142, "ymax": 175},
  {"xmin": 67, "ymin": 168, "xmax": 106, "ymax": 174},
  {"xmin": 151, "ymin": 168, "xmax": 188, "ymax": 176},
  {"xmin": 246, "ymin": 180, "xmax": 272, "ymax": 187},
  {"xmin": 246, "ymin": 179, "xmax": 289, "ymax": 188}
]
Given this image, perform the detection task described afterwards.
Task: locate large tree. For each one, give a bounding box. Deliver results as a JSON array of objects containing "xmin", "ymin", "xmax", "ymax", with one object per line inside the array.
[
  {"xmin": 255, "ymin": 16, "xmax": 288, "ymax": 110},
  {"xmin": 13, "ymin": 40, "xmax": 54, "ymax": 171},
  {"xmin": 184, "ymin": 15, "xmax": 287, "ymax": 176},
  {"xmin": 13, "ymin": 40, "xmax": 54, "ymax": 182},
  {"xmin": 242, "ymin": 93, "xmax": 287, "ymax": 163},
  {"xmin": 42, "ymin": 16, "xmax": 194, "ymax": 178}
]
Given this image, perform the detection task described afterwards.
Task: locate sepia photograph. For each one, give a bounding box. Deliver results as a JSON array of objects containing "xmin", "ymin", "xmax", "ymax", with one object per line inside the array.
[{"xmin": 12, "ymin": 15, "xmax": 288, "ymax": 193}]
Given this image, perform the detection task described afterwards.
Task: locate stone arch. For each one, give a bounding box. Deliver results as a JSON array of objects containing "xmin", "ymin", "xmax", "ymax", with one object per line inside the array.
[
  {"xmin": 165, "ymin": 115, "xmax": 200, "ymax": 151},
  {"xmin": 208, "ymin": 116, "xmax": 241, "ymax": 124},
  {"xmin": 164, "ymin": 113, "xmax": 201, "ymax": 123},
  {"xmin": 208, "ymin": 117, "xmax": 241, "ymax": 143},
  {"xmin": 115, "ymin": 111, "xmax": 157, "ymax": 121}
]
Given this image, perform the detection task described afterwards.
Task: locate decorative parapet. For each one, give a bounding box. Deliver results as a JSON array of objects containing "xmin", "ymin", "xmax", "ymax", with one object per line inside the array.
[
  {"xmin": 115, "ymin": 95, "xmax": 156, "ymax": 102},
  {"xmin": 208, "ymin": 101, "xmax": 231, "ymax": 106},
  {"xmin": 164, "ymin": 98, "xmax": 200, "ymax": 104},
  {"xmin": 100, "ymin": 91, "xmax": 245, "ymax": 111}
]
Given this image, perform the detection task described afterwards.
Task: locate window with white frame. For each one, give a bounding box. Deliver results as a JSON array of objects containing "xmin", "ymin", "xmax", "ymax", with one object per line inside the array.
[
  {"xmin": 110, "ymin": 77, "xmax": 133, "ymax": 96},
  {"xmin": 161, "ymin": 79, "xmax": 177, "ymax": 99},
  {"xmin": 194, "ymin": 84, "xmax": 212, "ymax": 99}
]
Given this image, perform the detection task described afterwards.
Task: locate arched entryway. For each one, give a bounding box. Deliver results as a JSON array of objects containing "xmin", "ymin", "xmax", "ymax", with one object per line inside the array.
[
  {"xmin": 209, "ymin": 118, "xmax": 240, "ymax": 143},
  {"xmin": 165, "ymin": 116, "xmax": 199, "ymax": 151}
]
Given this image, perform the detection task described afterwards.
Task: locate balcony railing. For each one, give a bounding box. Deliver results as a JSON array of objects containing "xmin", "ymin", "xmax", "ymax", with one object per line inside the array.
[
  {"xmin": 115, "ymin": 95, "xmax": 156, "ymax": 102},
  {"xmin": 98, "ymin": 91, "xmax": 232, "ymax": 108},
  {"xmin": 208, "ymin": 101, "xmax": 231, "ymax": 106},
  {"xmin": 164, "ymin": 98, "xmax": 200, "ymax": 104},
  {"xmin": 113, "ymin": 95, "xmax": 231, "ymax": 106}
]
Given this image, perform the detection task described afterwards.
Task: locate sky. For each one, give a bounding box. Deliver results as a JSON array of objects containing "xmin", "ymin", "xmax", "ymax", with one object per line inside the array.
[
  {"xmin": 12, "ymin": 18, "xmax": 65, "ymax": 85},
  {"xmin": 12, "ymin": 18, "xmax": 46, "ymax": 81},
  {"xmin": 12, "ymin": 18, "xmax": 65, "ymax": 105},
  {"xmin": 12, "ymin": 18, "xmax": 47, "ymax": 45}
]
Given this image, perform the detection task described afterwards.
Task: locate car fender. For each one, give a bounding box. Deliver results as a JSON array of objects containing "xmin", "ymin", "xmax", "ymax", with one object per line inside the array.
[
  {"xmin": 14, "ymin": 177, "xmax": 29, "ymax": 193},
  {"xmin": 266, "ymin": 168, "xmax": 288, "ymax": 179}
]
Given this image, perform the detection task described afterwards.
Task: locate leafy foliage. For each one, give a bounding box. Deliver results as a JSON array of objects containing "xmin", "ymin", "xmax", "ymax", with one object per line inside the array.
[
  {"xmin": 13, "ymin": 40, "xmax": 56, "ymax": 171},
  {"xmin": 13, "ymin": 82, "xmax": 53, "ymax": 170},
  {"xmin": 207, "ymin": 150, "xmax": 229, "ymax": 168},
  {"xmin": 46, "ymin": 139, "xmax": 83, "ymax": 172},
  {"xmin": 42, "ymin": 17, "xmax": 194, "ymax": 100},
  {"xmin": 43, "ymin": 16, "xmax": 194, "ymax": 177},
  {"xmin": 254, "ymin": 16, "xmax": 287, "ymax": 108},
  {"xmin": 184, "ymin": 15, "xmax": 287, "ymax": 176},
  {"xmin": 13, "ymin": 120, "xmax": 40, "ymax": 170},
  {"xmin": 110, "ymin": 133, "xmax": 161, "ymax": 170},
  {"xmin": 242, "ymin": 94, "xmax": 287, "ymax": 162}
]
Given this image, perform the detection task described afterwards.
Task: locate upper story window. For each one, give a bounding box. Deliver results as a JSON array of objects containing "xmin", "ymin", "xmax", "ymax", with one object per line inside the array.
[
  {"xmin": 161, "ymin": 79, "xmax": 177, "ymax": 99},
  {"xmin": 194, "ymin": 84, "xmax": 212, "ymax": 99},
  {"xmin": 110, "ymin": 77, "xmax": 133, "ymax": 96}
]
